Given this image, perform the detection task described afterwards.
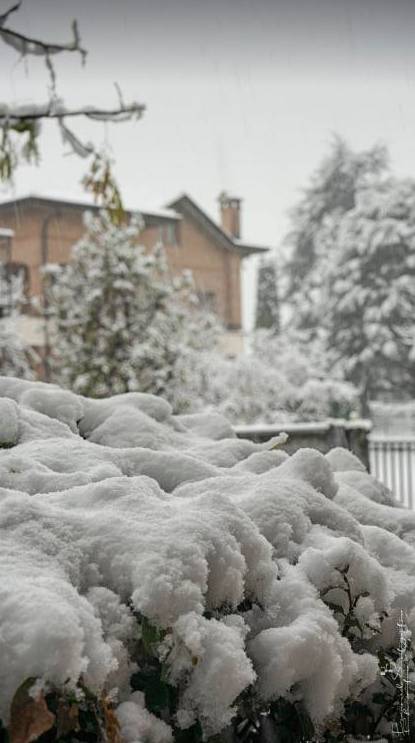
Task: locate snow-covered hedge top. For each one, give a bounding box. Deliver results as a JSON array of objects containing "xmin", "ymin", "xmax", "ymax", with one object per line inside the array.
[{"xmin": 0, "ymin": 377, "xmax": 414, "ymax": 740}]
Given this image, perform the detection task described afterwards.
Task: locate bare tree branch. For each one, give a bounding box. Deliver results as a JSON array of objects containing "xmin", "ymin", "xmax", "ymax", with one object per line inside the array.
[
  {"xmin": 0, "ymin": 3, "xmax": 145, "ymax": 219},
  {"xmin": 0, "ymin": 1, "xmax": 21, "ymax": 28},
  {"xmin": 58, "ymin": 117, "xmax": 94, "ymax": 158},
  {"xmin": 0, "ymin": 15, "xmax": 87, "ymax": 63}
]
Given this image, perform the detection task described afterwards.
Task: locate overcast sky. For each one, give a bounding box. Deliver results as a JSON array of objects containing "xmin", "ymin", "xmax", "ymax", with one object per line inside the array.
[{"xmin": 2, "ymin": 0, "xmax": 415, "ymax": 327}]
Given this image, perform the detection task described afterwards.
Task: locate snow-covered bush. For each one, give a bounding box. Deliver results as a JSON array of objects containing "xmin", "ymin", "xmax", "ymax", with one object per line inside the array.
[
  {"xmin": 180, "ymin": 331, "xmax": 359, "ymax": 425},
  {"xmin": 45, "ymin": 211, "xmax": 219, "ymax": 401},
  {"xmin": 176, "ymin": 350, "xmax": 295, "ymax": 423},
  {"xmin": 253, "ymin": 329, "xmax": 360, "ymax": 421},
  {"xmin": 0, "ymin": 378, "xmax": 414, "ymax": 742}
]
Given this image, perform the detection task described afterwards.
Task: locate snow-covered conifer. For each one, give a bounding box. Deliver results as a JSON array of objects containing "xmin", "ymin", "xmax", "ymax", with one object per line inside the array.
[
  {"xmin": 284, "ymin": 136, "xmax": 388, "ymax": 334},
  {"xmin": 255, "ymin": 258, "xmax": 280, "ymax": 334},
  {"xmin": 0, "ymin": 319, "xmax": 33, "ymax": 378},
  {"xmin": 46, "ymin": 211, "xmax": 218, "ymax": 400},
  {"xmin": 0, "ymin": 266, "xmax": 34, "ymax": 379},
  {"xmin": 326, "ymin": 178, "xmax": 415, "ymax": 412}
]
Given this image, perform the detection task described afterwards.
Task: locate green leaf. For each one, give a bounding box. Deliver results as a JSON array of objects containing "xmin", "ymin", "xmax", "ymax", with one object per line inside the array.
[
  {"xmin": 141, "ymin": 616, "xmax": 163, "ymax": 654},
  {"xmin": 130, "ymin": 665, "xmax": 171, "ymax": 717},
  {"xmin": 175, "ymin": 721, "xmax": 203, "ymax": 743},
  {"xmin": 0, "ymin": 719, "xmax": 9, "ymax": 743}
]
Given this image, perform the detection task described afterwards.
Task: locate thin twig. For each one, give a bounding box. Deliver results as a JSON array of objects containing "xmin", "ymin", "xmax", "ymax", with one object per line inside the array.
[
  {"xmin": 0, "ymin": 18, "xmax": 87, "ymax": 63},
  {"xmin": 0, "ymin": 1, "xmax": 21, "ymax": 28}
]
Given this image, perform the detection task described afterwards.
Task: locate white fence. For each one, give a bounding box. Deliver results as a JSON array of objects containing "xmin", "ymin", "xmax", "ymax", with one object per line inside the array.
[{"xmin": 369, "ymin": 436, "xmax": 415, "ymax": 509}]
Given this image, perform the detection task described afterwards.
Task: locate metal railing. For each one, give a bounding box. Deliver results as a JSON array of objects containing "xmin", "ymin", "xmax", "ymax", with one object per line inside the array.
[{"xmin": 369, "ymin": 436, "xmax": 415, "ymax": 509}]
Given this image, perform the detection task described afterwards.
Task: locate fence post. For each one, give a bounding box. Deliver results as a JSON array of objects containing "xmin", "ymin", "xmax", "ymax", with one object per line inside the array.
[{"xmin": 345, "ymin": 422, "xmax": 371, "ymax": 471}]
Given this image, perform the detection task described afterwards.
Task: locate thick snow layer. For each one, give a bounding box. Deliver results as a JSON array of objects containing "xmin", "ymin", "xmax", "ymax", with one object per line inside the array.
[
  {"xmin": 117, "ymin": 692, "xmax": 173, "ymax": 743},
  {"xmin": 175, "ymin": 412, "xmax": 235, "ymax": 440},
  {"xmin": 335, "ymin": 483, "xmax": 415, "ymax": 538},
  {"xmin": 168, "ymin": 612, "xmax": 255, "ymax": 732},
  {"xmin": 0, "ymin": 382, "xmax": 414, "ymax": 735},
  {"xmin": 248, "ymin": 563, "xmax": 378, "ymax": 720},
  {"xmin": 275, "ymin": 448, "xmax": 338, "ymax": 499},
  {"xmin": 325, "ymin": 446, "xmax": 366, "ymax": 473},
  {"xmin": 334, "ymin": 469, "xmax": 398, "ymax": 507}
]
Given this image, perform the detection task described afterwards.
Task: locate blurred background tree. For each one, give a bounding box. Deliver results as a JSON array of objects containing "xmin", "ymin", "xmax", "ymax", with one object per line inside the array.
[
  {"xmin": 255, "ymin": 257, "xmax": 280, "ymax": 334},
  {"xmin": 284, "ymin": 136, "xmax": 389, "ymax": 335}
]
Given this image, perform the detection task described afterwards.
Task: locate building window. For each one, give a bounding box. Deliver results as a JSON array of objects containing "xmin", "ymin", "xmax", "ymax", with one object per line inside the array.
[
  {"xmin": 158, "ymin": 223, "xmax": 177, "ymax": 246},
  {"xmin": 166, "ymin": 223, "xmax": 177, "ymax": 245}
]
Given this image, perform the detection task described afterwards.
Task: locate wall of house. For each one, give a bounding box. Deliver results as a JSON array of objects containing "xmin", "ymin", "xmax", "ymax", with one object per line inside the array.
[
  {"xmin": 167, "ymin": 215, "xmax": 242, "ymax": 328},
  {"xmin": 0, "ymin": 203, "xmax": 171, "ymax": 301},
  {"xmin": 0, "ymin": 201, "xmax": 243, "ymax": 330},
  {"xmin": 0, "ymin": 202, "xmax": 42, "ymax": 298}
]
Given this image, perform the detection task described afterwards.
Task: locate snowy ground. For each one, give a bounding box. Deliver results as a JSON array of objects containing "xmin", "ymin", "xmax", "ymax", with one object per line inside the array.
[{"xmin": 1, "ymin": 377, "xmax": 415, "ymax": 740}]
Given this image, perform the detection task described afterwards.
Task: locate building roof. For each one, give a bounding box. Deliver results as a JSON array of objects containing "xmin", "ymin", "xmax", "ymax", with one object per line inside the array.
[
  {"xmin": 0, "ymin": 193, "xmax": 269, "ymax": 257},
  {"xmin": 168, "ymin": 193, "xmax": 269, "ymax": 257},
  {"xmin": 0, "ymin": 194, "xmax": 181, "ymax": 224}
]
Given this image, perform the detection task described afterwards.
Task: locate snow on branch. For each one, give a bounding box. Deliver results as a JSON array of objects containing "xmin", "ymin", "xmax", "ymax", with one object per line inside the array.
[{"xmin": 0, "ymin": 100, "xmax": 145, "ymax": 124}]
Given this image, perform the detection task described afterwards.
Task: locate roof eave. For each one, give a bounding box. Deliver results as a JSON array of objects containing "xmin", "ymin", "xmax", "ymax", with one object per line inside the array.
[
  {"xmin": 0, "ymin": 196, "xmax": 182, "ymax": 223},
  {"xmin": 168, "ymin": 194, "xmax": 269, "ymax": 256},
  {"xmin": 236, "ymin": 244, "xmax": 269, "ymax": 257}
]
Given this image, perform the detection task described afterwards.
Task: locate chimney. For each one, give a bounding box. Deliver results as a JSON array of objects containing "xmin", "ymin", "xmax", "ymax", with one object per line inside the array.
[{"xmin": 218, "ymin": 191, "xmax": 242, "ymax": 239}]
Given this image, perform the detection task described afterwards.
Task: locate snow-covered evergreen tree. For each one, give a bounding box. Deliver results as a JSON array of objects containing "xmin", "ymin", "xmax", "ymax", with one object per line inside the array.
[
  {"xmin": 0, "ymin": 266, "xmax": 34, "ymax": 378},
  {"xmin": 284, "ymin": 136, "xmax": 388, "ymax": 334},
  {"xmin": 0, "ymin": 320, "xmax": 33, "ymax": 378},
  {"xmin": 255, "ymin": 258, "xmax": 280, "ymax": 333},
  {"xmin": 46, "ymin": 211, "xmax": 219, "ymax": 400},
  {"xmin": 326, "ymin": 178, "xmax": 415, "ymax": 413}
]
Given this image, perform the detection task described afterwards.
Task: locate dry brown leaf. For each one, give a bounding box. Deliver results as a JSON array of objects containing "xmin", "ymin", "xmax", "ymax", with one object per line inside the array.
[
  {"xmin": 9, "ymin": 678, "xmax": 55, "ymax": 743},
  {"xmin": 102, "ymin": 696, "xmax": 123, "ymax": 743}
]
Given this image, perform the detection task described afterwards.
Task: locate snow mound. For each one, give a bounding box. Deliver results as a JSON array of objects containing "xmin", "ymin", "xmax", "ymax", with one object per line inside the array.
[
  {"xmin": 325, "ymin": 446, "xmax": 366, "ymax": 473},
  {"xmin": 0, "ymin": 379, "xmax": 414, "ymax": 738},
  {"xmin": 117, "ymin": 692, "xmax": 173, "ymax": 743}
]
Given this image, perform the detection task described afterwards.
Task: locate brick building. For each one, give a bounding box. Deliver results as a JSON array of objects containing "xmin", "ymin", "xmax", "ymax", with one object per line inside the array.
[{"xmin": 0, "ymin": 192, "xmax": 267, "ymax": 361}]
